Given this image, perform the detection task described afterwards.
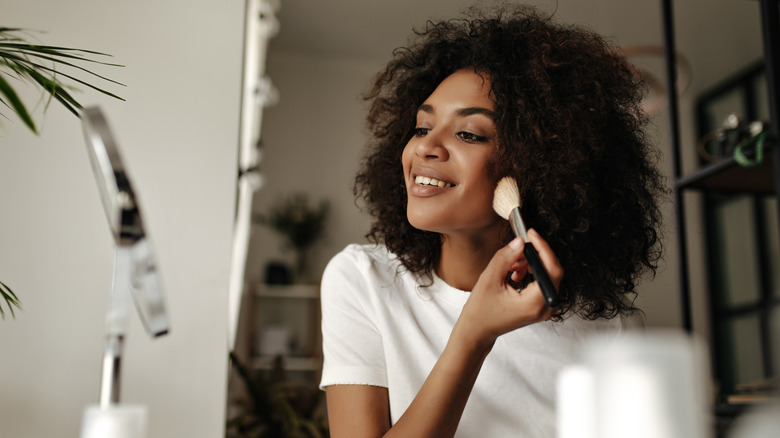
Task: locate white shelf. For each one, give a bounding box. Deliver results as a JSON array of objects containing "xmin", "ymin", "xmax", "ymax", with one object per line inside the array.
[
  {"xmin": 250, "ymin": 355, "xmax": 322, "ymax": 371},
  {"xmin": 250, "ymin": 283, "xmax": 322, "ymax": 379},
  {"xmin": 254, "ymin": 283, "xmax": 320, "ymax": 299}
]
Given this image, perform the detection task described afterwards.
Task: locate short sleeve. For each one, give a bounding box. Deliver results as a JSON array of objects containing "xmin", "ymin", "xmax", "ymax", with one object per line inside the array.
[{"xmin": 319, "ymin": 245, "xmax": 388, "ymax": 389}]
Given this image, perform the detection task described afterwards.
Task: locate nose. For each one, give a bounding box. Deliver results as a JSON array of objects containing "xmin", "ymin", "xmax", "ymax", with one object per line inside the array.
[{"xmin": 414, "ymin": 129, "xmax": 449, "ymax": 160}]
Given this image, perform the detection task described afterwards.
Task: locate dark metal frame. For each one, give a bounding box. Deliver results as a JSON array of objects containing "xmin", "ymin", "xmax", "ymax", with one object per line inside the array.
[{"xmin": 662, "ymin": 0, "xmax": 780, "ymax": 398}]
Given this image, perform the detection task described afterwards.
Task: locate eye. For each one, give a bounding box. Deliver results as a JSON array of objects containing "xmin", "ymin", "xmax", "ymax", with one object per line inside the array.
[
  {"xmin": 413, "ymin": 127, "xmax": 430, "ymax": 137},
  {"xmin": 457, "ymin": 131, "xmax": 489, "ymax": 143}
]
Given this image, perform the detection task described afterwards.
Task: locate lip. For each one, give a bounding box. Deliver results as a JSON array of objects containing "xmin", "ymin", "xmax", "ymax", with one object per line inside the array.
[{"xmin": 408, "ymin": 166, "xmax": 456, "ymax": 197}]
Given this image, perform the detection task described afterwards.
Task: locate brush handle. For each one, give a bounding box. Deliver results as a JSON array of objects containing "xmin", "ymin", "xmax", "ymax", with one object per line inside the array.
[
  {"xmin": 509, "ymin": 208, "xmax": 559, "ymax": 307},
  {"xmin": 524, "ymin": 244, "xmax": 559, "ymax": 308}
]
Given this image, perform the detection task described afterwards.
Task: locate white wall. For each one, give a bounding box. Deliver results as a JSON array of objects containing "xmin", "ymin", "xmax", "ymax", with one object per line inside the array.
[
  {"xmin": 246, "ymin": 51, "xmax": 377, "ymax": 286},
  {"xmin": 0, "ymin": 1, "xmax": 244, "ymax": 437}
]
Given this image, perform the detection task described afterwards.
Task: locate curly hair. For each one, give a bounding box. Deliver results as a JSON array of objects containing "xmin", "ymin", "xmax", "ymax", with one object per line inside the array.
[{"xmin": 354, "ymin": 5, "xmax": 667, "ymax": 320}]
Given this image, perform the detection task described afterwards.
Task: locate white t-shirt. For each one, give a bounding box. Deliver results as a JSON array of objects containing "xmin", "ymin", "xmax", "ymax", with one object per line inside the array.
[{"xmin": 320, "ymin": 243, "xmax": 640, "ymax": 437}]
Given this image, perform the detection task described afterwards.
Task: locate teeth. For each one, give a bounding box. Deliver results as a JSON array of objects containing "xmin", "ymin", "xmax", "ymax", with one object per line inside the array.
[{"xmin": 415, "ymin": 175, "xmax": 452, "ymax": 188}]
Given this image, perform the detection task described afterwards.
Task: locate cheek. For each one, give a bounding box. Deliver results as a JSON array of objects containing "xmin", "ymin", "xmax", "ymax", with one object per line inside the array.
[
  {"xmin": 465, "ymin": 158, "xmax": 499, "ymax": 209},
  {"xmin": 460, "ymin": 151, "xmax": 494, "ymax": 184},
  {"xmin": 401, "ymin": 143, "xmax": 414, "ymax": 178}
]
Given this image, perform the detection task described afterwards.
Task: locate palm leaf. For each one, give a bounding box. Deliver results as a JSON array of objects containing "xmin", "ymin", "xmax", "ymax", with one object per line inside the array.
[
  {"xmin": 0, "ymin": 280, "xmax": 21, "ymax": 319},
  {"xmin": 0, "ymin": 27, "xmax": 123, "ymax": 132},
  {"xmin": 0, "ymin": 42, "xmax": 123, "ymax": 60},
  {"xmin": 0, "ymin": 50, "xmax": 125, "ymax": 101},
  {"xmin": 0, "ymin": 44, "xmax": 125, "ymax": 87},
  {"xmin": 18, "ymin": 63, "xmax": 84, "ymax": 116},
  {"xmin": 0, "ymin": 28, "xmax": 124, "ymax": 320},
  {"xmin": 0, "ymin": 73, "xmax": 36, "ymax": 132}
]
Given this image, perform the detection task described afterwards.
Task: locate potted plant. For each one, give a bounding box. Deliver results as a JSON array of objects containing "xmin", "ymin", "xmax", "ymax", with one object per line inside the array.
[
  {"xmin": 226, "ymin": 352, "xmax": 329, "ymax": 438},
  {"xmin": 255, "ymin": 193, "xmax": 329, "ymax": 283},
  {"xmin": 0, "ymin": 27, "xmax": 124, "ymax": 318}
]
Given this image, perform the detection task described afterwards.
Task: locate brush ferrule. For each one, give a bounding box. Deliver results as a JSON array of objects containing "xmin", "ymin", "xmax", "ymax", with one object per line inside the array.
[{"xmin": 509, "ymin": 207, "xmax": 528, "ymax": 240}]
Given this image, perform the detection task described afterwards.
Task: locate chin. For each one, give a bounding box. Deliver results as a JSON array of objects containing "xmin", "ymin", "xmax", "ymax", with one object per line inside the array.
[{"xmin": 406, "ymin": 214, "xmax": 442, "ymax": 234}]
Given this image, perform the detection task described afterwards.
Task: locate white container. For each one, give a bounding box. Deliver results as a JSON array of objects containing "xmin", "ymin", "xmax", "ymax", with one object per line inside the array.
[
  {"xmin": 557, "ymin": 329, "xmax": 711, "ymax": 438},
  {"xmin": 80, "ymin": 404, "xmax": 147, "ymax": 438},
  {"xmin": 258, "ymin": 324, "xmax": 293, "ymax": 357}
]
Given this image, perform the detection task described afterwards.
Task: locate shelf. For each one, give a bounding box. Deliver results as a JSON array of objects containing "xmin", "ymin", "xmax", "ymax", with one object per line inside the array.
[
  {"xmin": 250, "ymin": 355, "xmax": 322, "ymax": 371},
  {"xmin": 676, "ymin": 145, "xmax": 776, "ymax": 194},
  {"xmin": 663, "ymin": 0, "xmax": 780, "ymax": 411},
  {"xmin": 254, "ymin": 283, "xmax": 320, "ymax": 299}
]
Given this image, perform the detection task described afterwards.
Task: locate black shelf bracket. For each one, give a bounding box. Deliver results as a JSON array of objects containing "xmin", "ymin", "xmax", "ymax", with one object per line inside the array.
[{"xmin": 661, "ymin": 0, "xmax": 693, "ymax": 332}]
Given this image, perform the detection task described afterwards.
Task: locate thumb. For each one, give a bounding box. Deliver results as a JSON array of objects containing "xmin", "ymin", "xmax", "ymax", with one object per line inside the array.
[{"xmin": 482, "ymin": 237, "xmax": 526, "ymax": 280}]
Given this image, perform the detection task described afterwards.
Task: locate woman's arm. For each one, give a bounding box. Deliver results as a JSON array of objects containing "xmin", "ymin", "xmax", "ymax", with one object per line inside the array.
[
  {"xmin": 326, "ymin": 385, "xmax": 391, "ymax": 437},
  {"xmin": 326, "ymin": 231, "xmax": 562, "ymax": 437},
  {"xmin": 325, "ymin": 325, "xmax": 491, "ymax": 438}
]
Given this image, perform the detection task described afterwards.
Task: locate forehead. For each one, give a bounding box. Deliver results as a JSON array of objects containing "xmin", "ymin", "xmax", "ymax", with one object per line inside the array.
[{"xmin": 422, "ymin": 69, "xmax": 494, "ymax": 110}]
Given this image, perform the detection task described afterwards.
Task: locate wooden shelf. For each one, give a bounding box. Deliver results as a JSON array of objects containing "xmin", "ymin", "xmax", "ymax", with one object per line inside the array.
[
  {"xmin": 676, "ymin": 144, "xmax": 776, "ymax": 194},
  {"xmin": 254, "ymin": 283, "xmax": 320, "ymax": 299},
  {"xmin": 250, "ymin": 355, "xmax": 322, "ymax": 371}
]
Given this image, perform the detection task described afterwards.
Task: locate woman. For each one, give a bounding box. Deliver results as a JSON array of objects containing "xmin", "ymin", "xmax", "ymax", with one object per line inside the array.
[{"xmin": 319, "ymin": 5, "xmax": 665, "ymax": 437}]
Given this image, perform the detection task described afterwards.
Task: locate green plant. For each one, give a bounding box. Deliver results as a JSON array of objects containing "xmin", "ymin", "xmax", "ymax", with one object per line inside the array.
[
  {"xmin": 227, "ymin": 352, "xmax": 329, "ymax": 438},
  {"xmin": 0, "ymin": 281, "xmax": 20, "ymax": 319},
  {"xmin": 257, "ymin": 194, "xmax": 329, "ymax": 252},
  {"xmin": 0, "ymin": 27, "xmax": 124, "ymax": 134},
  {"xmin": 1, "ymin": 27, "xmax": 124, "ymax": 317},
  {"xmin": 255, "ymin": 193, "xmax": 329, "ymax": 279}
]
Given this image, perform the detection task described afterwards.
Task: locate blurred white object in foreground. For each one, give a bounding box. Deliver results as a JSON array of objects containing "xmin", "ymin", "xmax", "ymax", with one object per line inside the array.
[
  {"xmin": 557, "ymin": 365, "xmax": 596, "ymax": 438},
  {"xmin": 80, "ymin": 405, "xmax": 147, "ymax": 438},
  {"xmin": 557, "ymin": 329, "xmax": 711, "ymax": 438}
]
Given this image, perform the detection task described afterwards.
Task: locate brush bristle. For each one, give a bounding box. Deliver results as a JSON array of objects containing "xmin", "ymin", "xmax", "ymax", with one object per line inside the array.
[{"xmin": 492, "ymin": 177, "xmax": 521, "ymax": 219}]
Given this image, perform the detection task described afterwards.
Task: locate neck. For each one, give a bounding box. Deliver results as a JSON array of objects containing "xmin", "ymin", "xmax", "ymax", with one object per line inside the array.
[{"xmin": 436, "ymin": 231, "xmax": 504, "ymax": 291}]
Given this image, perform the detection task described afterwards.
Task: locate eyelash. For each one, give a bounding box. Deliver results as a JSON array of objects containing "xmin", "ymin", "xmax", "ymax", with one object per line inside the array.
[
  {"xmin": 413, "ymin": 127, "xmax": 430, "ymax": 137},
  {"xmin": 412, "ymin": 128, "xmax": 488, "ymax": 143},
  {"xmin": 458, "ymin": 132, "xmax": 488, "ymax": 143}
]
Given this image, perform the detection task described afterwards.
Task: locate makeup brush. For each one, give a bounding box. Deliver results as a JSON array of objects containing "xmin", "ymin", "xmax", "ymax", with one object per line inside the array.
[{"xmin": 493, "ymin": 177, "xmax": 559, "ymax": 308}]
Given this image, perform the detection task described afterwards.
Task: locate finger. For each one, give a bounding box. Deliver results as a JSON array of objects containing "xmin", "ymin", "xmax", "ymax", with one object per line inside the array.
[
  {"xmin": 514, "ymin": 280, "xmax": 555, "ymax": 321},
  {"xmin": 478, "ymin": 238, "xmax": 529, "ymax": 290},
  {"xmin": 526, "ymin": 229, "xmax": 564, "ymax": 287},
  {"xmin": 508, "ymin": 256, "xmax": 530, "ymax": 282},
  {"xmin": 508, "ymin": 257, "xmax": 529, "ymax": 273},
  {"xmin": 482, "ymin": 237, "xmax": 525, "ymax": 278}
]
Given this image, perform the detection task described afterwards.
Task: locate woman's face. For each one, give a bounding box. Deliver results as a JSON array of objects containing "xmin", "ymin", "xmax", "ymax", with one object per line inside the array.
[{"xmin": 402, "ymin": 69, "xmax": 504, "ymax": 239}]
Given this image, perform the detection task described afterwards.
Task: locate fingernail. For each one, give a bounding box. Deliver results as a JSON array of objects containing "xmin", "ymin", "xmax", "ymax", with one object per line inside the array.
[{"xmin": 509, "ymin": 237, "xmax": 523, "ymax": 250}]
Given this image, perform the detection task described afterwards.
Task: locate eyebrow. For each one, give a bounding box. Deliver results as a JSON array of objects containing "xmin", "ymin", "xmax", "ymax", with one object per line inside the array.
[{"xmin": 418, "ymin": 103, "xmax": 496, "ymax": 119}]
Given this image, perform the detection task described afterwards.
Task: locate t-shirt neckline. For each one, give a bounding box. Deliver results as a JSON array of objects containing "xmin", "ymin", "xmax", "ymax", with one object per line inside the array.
[{"xmin": 428, "ymin": 269, "xmax": 471, "ymax": 308}]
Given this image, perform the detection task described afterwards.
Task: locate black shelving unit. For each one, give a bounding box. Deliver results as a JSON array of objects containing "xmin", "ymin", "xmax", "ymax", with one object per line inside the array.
[
  {"xmin": 677, "ymin": 147, "xmax": 776, "ymax": 194},
  {"xmin": 662, "ymin": 0, "xmax": 780, "ymax": 404}
]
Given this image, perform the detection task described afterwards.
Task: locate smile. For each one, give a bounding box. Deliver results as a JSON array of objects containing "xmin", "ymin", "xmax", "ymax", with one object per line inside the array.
[{"xmin": 414, "ymin": 175, "xmax": 453, "ymax": 188}]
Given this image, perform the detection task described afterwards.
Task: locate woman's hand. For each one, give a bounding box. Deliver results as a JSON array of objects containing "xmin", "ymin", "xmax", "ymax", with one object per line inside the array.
[{"xmin": 455, "ymin": 229, "xmax": 564, "ymax": 347}]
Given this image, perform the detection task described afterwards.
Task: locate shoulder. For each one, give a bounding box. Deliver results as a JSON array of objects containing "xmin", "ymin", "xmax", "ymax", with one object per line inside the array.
[
  {"xmin": 327, "ymin": 243, "xmax": 395, "ymax": 266},
  {"xmin": 321, "ymin": 243, "xmax": 404, "ymax": 299},
  {"xmin": 323, "ymin": 243, "xmax": 398, "ymax": 278}
]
